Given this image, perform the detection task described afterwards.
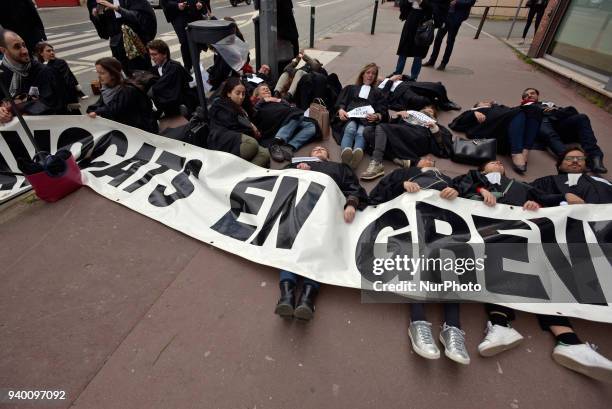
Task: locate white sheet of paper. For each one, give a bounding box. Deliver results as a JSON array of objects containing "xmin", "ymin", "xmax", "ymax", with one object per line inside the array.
[
  {"xmin": 247, "ymin": 75, "xmax": 264, "ymax": 84},
  {"xmin": 304, "ymin": 108, "xmax": 310, "ymax": 117},
  {"xmin": 348, "ymin": 105, "xmax": 375, "ymax": 118},
  {"xmin": 358, "ymin": 85, "xmax": 371, "ymax": 99},
  {"xmin": 292, "ymin": 157, "xmax": 321, "ymax": 164},
  {"xmin": 113, "ymin": 0, "xmax": 121, "ymax": 18}
]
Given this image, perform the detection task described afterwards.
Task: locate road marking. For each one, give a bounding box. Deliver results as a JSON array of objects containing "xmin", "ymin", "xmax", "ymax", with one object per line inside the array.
[
  {"xmin": 464, "ymin": 22, "xmax": 496, "ymax": 40},
  {"xmin": 52, "ymin": 34, "xmax": 102, "ymax": 50},
  {"xmin": 46, "ymin": 32, "xmax": 75, "ymax": 40},
  {"xmin": 59, "ymin": 41, "xmax": 111, "ymax": 58},
  {"xmin": 45, "ymin": 21, "xmax": 91, "ymax": 30}
]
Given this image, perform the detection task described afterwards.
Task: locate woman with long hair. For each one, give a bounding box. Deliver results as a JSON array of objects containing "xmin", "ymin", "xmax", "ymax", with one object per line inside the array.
[
  {"xmin": 333, "ymin": 63, "xmax": 387, "ymax": 169},
  {"xmin": 208, "ymin": 77, "xmax": 270, "ymax": 167},
  {"xmin": 35, "ymin": 41, "xmax": 88, "ymax": 102},
  {"xmin": 86, "ymin": 57, "xmax": 158, "ymax": 133}
]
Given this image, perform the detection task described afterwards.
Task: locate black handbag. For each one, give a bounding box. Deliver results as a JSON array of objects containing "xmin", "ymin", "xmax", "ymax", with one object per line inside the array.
[
  {"xmin": 414, "ymin": 19, "xmax": 435, "ymax": 47},
  {"xmin": 452, "ymin": 138, "xmax": 497, "ymax": 165}
]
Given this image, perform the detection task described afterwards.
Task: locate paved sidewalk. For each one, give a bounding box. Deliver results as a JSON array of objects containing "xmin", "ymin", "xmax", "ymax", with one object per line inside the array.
[{"xmin": 1, "ymin": 3, "xmax": 611, "ymax": 409}]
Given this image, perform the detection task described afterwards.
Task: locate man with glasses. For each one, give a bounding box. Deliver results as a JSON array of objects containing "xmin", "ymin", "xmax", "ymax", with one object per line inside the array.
[
  {"xmin": 0, "ymin": 30, "xmax": 67, "ymax": 124},
  {"xmin": 521, "ymin": 87, "xmax": 607, "ymax": 174}
]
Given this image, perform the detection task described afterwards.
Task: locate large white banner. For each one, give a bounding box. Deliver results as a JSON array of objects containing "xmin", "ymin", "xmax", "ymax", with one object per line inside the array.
[{"xmin": 1, "ymin": 116, "xmax": 612, "ymax": 323}]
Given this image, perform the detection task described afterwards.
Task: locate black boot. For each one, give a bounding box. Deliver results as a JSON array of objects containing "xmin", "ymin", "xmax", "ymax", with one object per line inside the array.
[
  {"xmin": 422, "ymin": 60, "xmax": 435, "ymax": 67},
  {"xmin": 589, "ymin": 156, "xmax": 608, "ymax": 174},
  {"xmin": 294, "ymin": 284, "xmax": 318, "ymax": 321},
  {"xmin": 274, "ymin": 280, "xmax": 295, "ymax": 318}
]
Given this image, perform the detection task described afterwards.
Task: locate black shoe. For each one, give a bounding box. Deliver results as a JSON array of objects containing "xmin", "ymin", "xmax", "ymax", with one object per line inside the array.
[
  {"xmin": 422, "ymin": 60, "xmax": 435, "ymax": 67},
  {"xmin": 436, "ymin": 64, "xmax": 446, "ymax": 71},
  {"xmin": 439, "ymin": 100, "xmax": 461, "ymax": 111},
  {"xmin": 285, "ymin": 92, "xmax": 294, "ymax": 103},
  {"xmin": 589, "ymin": 156, "xmax": 608, "ymax": 174},
  {"xmin": 77, "ymin": 89, "xmax": 89, "ymax": 100},
  {"xmin": 280, "ymin": 144, "xmax": 295, "ymax": 161},
  {"xmin": 274, "ymin": 280, "xmax": 295, "ymax": 318},
  {"xmin": 269, "ymin": 143, "xmax": 285, "ymax": 162},
  {"xmin": 294, "ymin": 284, "xmax": 318, "ymax": 321},
  {"xmin": 511, "ymin": 162, "xmax": 527, "ymax": 174},
  {"xmin": 179, "ymin": 104, "xmax": 191, "ymax": 120},
  {"xmin": 273, "ymin": 90, "xmax": 282, "ymax": 98}
]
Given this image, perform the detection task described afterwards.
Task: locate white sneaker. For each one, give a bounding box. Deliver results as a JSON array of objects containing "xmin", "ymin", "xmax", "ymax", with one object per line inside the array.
[
  {"xmin": 553, "ymin": 343, "xmax": 612, "ymax": 383},
  {"xmin": 439, "ymin": 323, "xmax": 470, "ymax": 365},
  {"xmin": 340, "ymin": 147, "xmax": 353, "ymax": 165},
  {"xmin": 478, "ymin": 321, "xmax": 524, "ymax": 357}
]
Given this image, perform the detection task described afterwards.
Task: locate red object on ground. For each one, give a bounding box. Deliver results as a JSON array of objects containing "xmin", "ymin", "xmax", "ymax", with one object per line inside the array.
[
  {"xmin": 36, "ymin": 0, "xmax": 80, "ymax": 7},
  {"xmin": 25, "ymin": 153, "xmax": 83, "ymax": 203}
]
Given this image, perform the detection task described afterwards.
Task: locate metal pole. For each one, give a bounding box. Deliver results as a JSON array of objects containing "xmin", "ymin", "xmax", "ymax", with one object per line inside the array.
[
  {"xmin": 310, "ymin": 6, "xmax": 315, "ymax": 49},
  {"xmin": 259, "ymin": 0, "xmax": 278, "ymax": 81},
  {"xmin": 474, "ymin": 6, "xmax": 490, "ymax": 39},
  {"xmin": 253, "ymin": 16, "xmax": 261, "ymax": 71},
  {"xmin": 371, "ymin": 0, "xmax": 379, "ymax": 35},
  {"xmin": 507, "ymin": 0, "xmax": 524, "ymax": 40}
]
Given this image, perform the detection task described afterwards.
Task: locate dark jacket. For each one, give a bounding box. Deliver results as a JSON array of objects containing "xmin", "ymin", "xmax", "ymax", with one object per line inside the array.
[
  {"xmin": 0, "ymin": 60, "xmax": 68, "ymax": 115},
  {"xmin": 86, "ymin": 83, "xmax": 159, "ymax": 134},
  {"xmin": 332, "ymin": 84, "xmax": 388, "ymax": 144},
  {"xmin": 88, "ymin": 0, "xmax": 157, "ymax": 46},
  {"xmin": 149, "ymin": 59, "xmax": 198, "ymax": 114},
  {"xmin": 160, "ymin": 0, "xmax": 206, "ymax": 23},
  {"xmin": 288, "ymin": 160, "xmax": 368, "ymax": 210},
  {"xmin": 208, "ymin": 96, "xmax": 255, "ymax": 155},
  {"xmin": 277, "ymin": 0, "xmax": 299, "ymax": 54},
  {"xmin": 397, "ymin": 0, "xmax": 433, "ymax": 58},
  {"xmin": 364, "ymin": 120, "xmax": 453, "ymax": 162},
  {"xmin": 447, "ymin": 0, "xmax": 476, "ymax": 25},
  {"xmin": 252, "ymin": 99, "xmax": 319, "ymax": 147},
  {"xmin": 46, "ymin": 58, "xmax": 80, "ymax": 104},
  {"xmin": 369, "ymin": 167, "xmax": 453, "ymax": 205},
  {"xmin": 0, "ymin": 0, "xmax": 46, "ymax": 54},
  {"xmin": 453, "ymin": 170, "xmax": 559, "ymax": 206},
  {"xmin": 382, "ymin": 78, "xmax": 451, "ymax": 111},
  {"xmin": 531, "ymin": 173, "xmax": 612, "ymax": 205}
]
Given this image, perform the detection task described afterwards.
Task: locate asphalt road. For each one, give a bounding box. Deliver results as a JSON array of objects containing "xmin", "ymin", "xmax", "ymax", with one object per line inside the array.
[{"xmin": 36, "ymin": 0, "xmax": 376, "ymax": 101}]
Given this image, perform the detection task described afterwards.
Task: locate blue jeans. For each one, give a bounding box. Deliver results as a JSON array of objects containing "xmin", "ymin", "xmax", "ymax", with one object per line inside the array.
[
  {"xmin": 340, "ymin": 120, "xmax": 365, "ymax": 151},
  {"xmin": 276, "ymin": 117, "xmax": 317, "ymax": 150},
  {"xmin": 507, "ymin": 111, "xmax": 540, "ymax": 154},
  {"xmin": 395, "ymin": 55, "xmax": 423, "ymax": 80},
  {"xmin": 279, "ymin": 270, "xmax": 320, "ymax": 290}
]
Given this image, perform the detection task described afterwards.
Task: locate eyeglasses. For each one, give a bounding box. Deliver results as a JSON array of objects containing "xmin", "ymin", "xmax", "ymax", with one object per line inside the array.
[{"xmin": 563, "ymin": 156, "xmax": 587, "ymax": 163}]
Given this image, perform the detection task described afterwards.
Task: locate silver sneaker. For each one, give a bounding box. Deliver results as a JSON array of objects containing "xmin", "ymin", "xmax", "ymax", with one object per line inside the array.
[
  {"xmin": 360, "ymin": 160, "xmax": 385, "ymax": 180},
  {"xmin": 439, "ymin": 323, "xmax": 470, "ymax": 365},
  {"xmin": 408, "ymin": 321, "xmax": 440, "ymax": 359}
]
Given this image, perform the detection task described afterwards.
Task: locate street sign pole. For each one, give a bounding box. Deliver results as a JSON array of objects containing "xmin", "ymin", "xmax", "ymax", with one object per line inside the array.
[{"xmin": 259, "ymin": 0, "xmax": 278, "ymax": 81}]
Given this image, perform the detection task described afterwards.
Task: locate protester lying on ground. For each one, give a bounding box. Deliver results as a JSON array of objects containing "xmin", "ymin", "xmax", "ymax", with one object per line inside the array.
[
  {"xmin": 449, "ymin": 100, "xmax": 542, "ymax": 174},
  {"xmin": 87, "ymin": 0, "xmax": 157, "ymax": 75},
  {"xmin": 361, "ymin": 106, "xmax": 452, "ymax": 181},
  {"xmin": 251, "ymin": 84, "xmax": 318, "ymax": 162},
  {"xmin": 273, "ymin": 51, "xmax": 323, "ymax": 99},
  {"xmin": 0, "ymin": 30, "xmax": 69, "ymax": 124},
  {"xmin": 394, "ymin": 0, "xmax": 433, "ymax": 81},
  {"xmin": 147, "ymin": 39, "xmax": 198, "ymax": 119},
  {"xmin": 0, "ymin": 0, "xmax": 46, "ymax": 57},
  {"xmin": 208, "ymin": 77, "xmax": 270, "ymax": 167},
  {"xmin": 243, "ymin": 64, "xmax": 274, "ymax": 95},
  {"xmin": 333, "ymin": 63, "xmax": 388, "ymax": 169},
  {"xmin": 86, "ymin": 57, "xmax": 159, "ymax": 134},
  {"xmin": 531, "ymin": 147, "xmax": 612, "ymax": 204},
  {"xmin": 380, "ymin": 74, "xmax": 461, "ymax": 111},
  {"xmin": 274, "ymin": 146, "xmax": 368, "ymax": 321},
  {"xmin": 368, "ymin": 157, "xmax": 469, "ymax": 364},
  {"xmin": 522, "ymin": 87, "xmax": 607, "ymax": 174},
  {"xmin": 35, "ymin": 41, "xmax": 88, "ymax": 104}
]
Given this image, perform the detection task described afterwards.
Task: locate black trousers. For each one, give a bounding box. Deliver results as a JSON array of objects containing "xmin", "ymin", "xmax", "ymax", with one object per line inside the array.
[
  {"xmin": 427, "ymin": 20, "xmax": 461, "ymax": 65},
  {"xmin": 522, "ymin": 6, "xmax": 546, "ymax": 39},
  {"xmin": 485, "ymin": 304, "xmax": 573, "ymax": 332},
  {"xmin": 171, "ymin": 17, "xmax": 193, "ymax": 72},
  {"xmin": 538, "ymin": 114, "xmax": 603, "ymax": 158}
]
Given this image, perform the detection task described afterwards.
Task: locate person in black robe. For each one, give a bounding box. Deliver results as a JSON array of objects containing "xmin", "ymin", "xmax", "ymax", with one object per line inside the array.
[
  {"xmin": 0, "ymin": 0, "xmax": 46, "ymax": 56},
  {"xmin": 0, "ymin": 31, "xmax": 68, "ymax": 123},
  {"xmin": 361, "ymin": 106, "xmax": 452, "ymax": 181},
  {"xmin": 208, "ymin": 77, "xmax": 270, "ymax": 167},
  {"xmin": 86, "ymin": 57, "xmax": 158, "ymax": 134},
  {"xmin": 449, "ymin": 100, "xmax": 542, "ymax": 174},
  {"xmin": 251, "ymin": 84, "xmax": 319, "ymax": 162},
  {"xmin": 274, "ymin": 145, "xmax": 368, "ymax": 321},
  {"xmin": 87, "ymin": 0, "xmax": 157, "ymax": 75},
  {"xmin": 160, "ymin": 0, "xmax": 208, "ymax": 72},
  {"xmin": 146, "ymin": 39, "xmax": 198, "ymax": 118},
  {"xmin": 381, "ymin": 74, "xmax": 460, "ymax": 111},
  {"xmin": 531, "ymin": 147, "xmax": 612, "ymax": 205},
  {"xmin": 395, "ymin": 0, "xmax": 433, "ymax": 80},
  {"xmin": 333, "ymin": 63, "xmax": 388, "ymax": 169},
  {"xmin": 521, "ymin": 87, "xmax": 606, "ymax": 174}
]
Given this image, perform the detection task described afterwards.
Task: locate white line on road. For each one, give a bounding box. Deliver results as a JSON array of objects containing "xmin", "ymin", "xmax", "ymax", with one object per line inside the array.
[
  {"xmin": 464, "ymin": 22, "xmax": 496, "ymax": 40},
  {"xmin": 45, "ymin": 21, "xmax": 92, "ymax": 30},
  {"xmin": 53, "ymin": 34, "xmax": 102, "ymax": 50},
  {"xmin": 46, "ymin": 32, "xmax": 75, "ymax": 40}
]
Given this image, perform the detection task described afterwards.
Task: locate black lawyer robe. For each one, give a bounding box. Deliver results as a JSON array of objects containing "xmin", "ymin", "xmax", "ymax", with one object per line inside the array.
[
  {"xmin": 531, "ymin": 173, "xmax": 612, "ymax": 204},
  {"xmin": 149, "ymin": 60, "xmax": 198, "ymax": 116},
  {"xmin": 288, "ymin": 160, "xmax": 368, "ymax": 210},
  {"xmin": 397, "ymin": 0, "xmax": 433, "ymax": 58},
  {"xmin": 363, "ymin": 120, "xmax": 453, "ymax": 163},
  {"xmin": 208, "ymin": 97, "xmax": 255, "ymax": 155},
  {"xmin": 86, "ymin": 84, "xmax": 159, "ymax": 134},
  {"xmin": 46, "ymin": 58, "xmax": 80, "ymax": 104},
  {"xmin": 0, "ymin": 0, "xmax": 46, "ymax": 54},
  {"xmin": 369, "ymin": 167, "xmax": 453, "ymax": 205},
  {"xmin": 382, "ymin": 78, "xmax": 452, "ymax": 111},
  {"xmin": 252, "ymin": 99, "xmax": 320, "ymax": 147}
]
